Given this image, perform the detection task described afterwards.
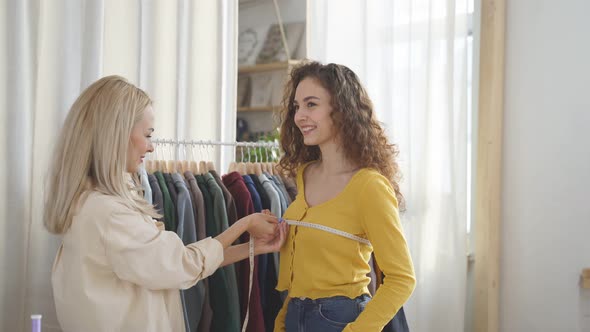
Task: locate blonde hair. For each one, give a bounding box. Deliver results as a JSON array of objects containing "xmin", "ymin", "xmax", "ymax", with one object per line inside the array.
[{"xmin": 44, "ymin": 75, "xmax": 160, "ymax": 234}]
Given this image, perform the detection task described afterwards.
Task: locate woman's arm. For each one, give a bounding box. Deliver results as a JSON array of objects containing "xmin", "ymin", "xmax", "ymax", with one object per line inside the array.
[
  {"xmin": 214, "ymin": 212, "xmax": 278, "ymax": 248},
  {"xmin": 104, "ymin": 209, "xmax": 280, "ymax": 291},
  {"xmin": 344, "ymin": 176, "xmax": 416, "ymax": 332},
  {"xmin": 219, "ymin": 221, "xmax": 288, "ymax": 267}
]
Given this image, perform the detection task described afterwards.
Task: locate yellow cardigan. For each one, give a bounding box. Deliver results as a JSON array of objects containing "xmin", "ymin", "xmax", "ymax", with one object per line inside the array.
[{"xmin": 274, "ymin": 164, "xmax": 416, "ymax": 332}]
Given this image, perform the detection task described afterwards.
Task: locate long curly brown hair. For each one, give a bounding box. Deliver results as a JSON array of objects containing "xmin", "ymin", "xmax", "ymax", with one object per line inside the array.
[{"xmin": 278, "ymin": 61, "xmax": 404, "ymax": 208}]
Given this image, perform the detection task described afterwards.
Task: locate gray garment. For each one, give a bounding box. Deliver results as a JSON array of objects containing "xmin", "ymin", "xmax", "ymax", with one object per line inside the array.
[
  {"xmin": 258, "ymin": 173, "xmax": 281, "ymax": 217},
  {"xmin": 184, "ymin": 172, "xmax": 207, "ymax": 241},
  {"xmin": 264, "ymin": 172, "xmax": 288, "ymax": 217},
  {"xmin": 271, "ymin": 173, "xmax": 292, "ymax": 205},
  {"xmin": 139, "ymin": 167, "xmax": 152, "ymax": 204},
  {"xmin": 184, "ymin": 171, "xmax": 212, "ymax": 332},
  {"xmin": 172, "ymin": 173, "xmax": 197, "ymax": 244},
  {"xmin": 148, "ymin": 174, "xmax": 164, "ymax": 216},
  {"xmin": 258, "ymin": 173, "xmax": 282, "ymax": 278},
  {"xmin": 172, "ymin": 173, "xmax": 204, "ymax": 332}
]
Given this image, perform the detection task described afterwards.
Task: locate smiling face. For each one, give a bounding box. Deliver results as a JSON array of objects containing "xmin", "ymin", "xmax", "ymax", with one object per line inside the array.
[
  {"xmin": 126, "ymin": 106, "xmax": 155, "ymax": 173},
  {"xmin": 293, "ymin": 77, "xmax": 340, "ymax": 148}
]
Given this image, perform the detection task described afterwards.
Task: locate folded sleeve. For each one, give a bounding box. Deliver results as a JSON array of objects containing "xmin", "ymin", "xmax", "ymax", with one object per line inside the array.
[
  {"xmin": 346, "ymin": 175, "xmax": 416, "ymax": 331},
  {"xmin": 104, "ymin": 208, "xmax": 223, "ymax": 290}
]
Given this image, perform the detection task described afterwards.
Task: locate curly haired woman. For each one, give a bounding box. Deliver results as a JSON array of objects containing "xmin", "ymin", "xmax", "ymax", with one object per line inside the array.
[{"xmin": 274, "ymin": 61, "xmax": 416, "ymax": 332}]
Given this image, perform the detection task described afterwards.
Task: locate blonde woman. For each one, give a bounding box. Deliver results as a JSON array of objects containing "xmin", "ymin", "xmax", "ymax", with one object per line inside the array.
[{"xmin": 45, "ymin": 75, "xmax": 287, "ymax": 332}]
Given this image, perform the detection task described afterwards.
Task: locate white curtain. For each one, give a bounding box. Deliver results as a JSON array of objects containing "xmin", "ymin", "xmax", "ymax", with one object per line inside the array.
[
  {"xmin": 308, "ymin": 1, "xmax": 470, "ymax": 331},
  {"xmin": 0, "ymin": 0, "xmax": 236, "ymax": 331}
]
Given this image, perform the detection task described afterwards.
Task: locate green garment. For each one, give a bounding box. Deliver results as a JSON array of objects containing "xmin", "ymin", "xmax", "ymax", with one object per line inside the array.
[
  {"xmin": 154, "ymin": 171, "xmax": 176, "ymax": 231},
  {"xmin": 196, "ymin": 175, "xmax": 240, "ymax": 331}
]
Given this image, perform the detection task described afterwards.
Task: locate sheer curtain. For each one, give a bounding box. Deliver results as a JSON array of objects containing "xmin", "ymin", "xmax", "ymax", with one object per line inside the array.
[
  {"xmin": 0, "ymin": 0, "xmax": 236, "ymax": 331},
  {"xmin": 308, "ymin": 1, "xmax": 470, "ymax": 331}
]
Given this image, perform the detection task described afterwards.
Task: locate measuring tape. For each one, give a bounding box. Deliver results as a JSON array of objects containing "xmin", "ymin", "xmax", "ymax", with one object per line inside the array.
[
  {"xmin": 242, "ymin": 238, "xmax": 255, "ymax": 332},
  {"xmin": 280, "ymin": 218, "xmax": 372, "ymax": 246},
  {"xmin": 241, "ymin": 218, "xmax": 371, "ymax": 331}
]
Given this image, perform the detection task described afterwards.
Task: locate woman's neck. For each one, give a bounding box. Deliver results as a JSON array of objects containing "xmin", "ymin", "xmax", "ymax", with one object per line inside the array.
[{"xmin": 317, "ymin": 140, "xmax": 359, "ymax": 175}]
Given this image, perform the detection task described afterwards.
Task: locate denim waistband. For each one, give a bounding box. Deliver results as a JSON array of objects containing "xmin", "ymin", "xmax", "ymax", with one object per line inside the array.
[{"xmin": 289, "ymin": 294, "xmax": 370, "ymax": 305}]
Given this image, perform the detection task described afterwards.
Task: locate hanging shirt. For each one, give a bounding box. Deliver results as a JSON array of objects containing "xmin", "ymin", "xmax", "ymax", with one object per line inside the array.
[
  {"xmin": 52, "ymin": 191, "xmax": 223, "ymax": 332},
  {"xmin": 252, "ymin": 174, "xmax": 283, "ymax": 331},
  {"xmin": 210, "ymin": 170, "xmax": 239, "ymax": 227},
  {"xmin": 222, "ymin": 171, "xmax": 266, "ymax": 332},
  {"xmin": 164, "ymin": 173, "xmax": 178, "ymax": 209},
  {"xmin": 266, "ymin": 173, "xmax": 289, "ymax": 213},
  {"xmin": 184, "ymin": 171, "xmax": 213, "ymax": 332},
  {"xmin": 154, "ymin": 171, "xmax": 176, "ymax": 231},
  {"xmin": 271, "ymin": 174, "xmax": 292, "ymax": 205},
  {"xmin": 197, "ymin": 175, "xmax": 241, "ymax": 332},
  {"xmin": 258, "ymin": 173, "xmax": 281, "ymax": 217},
  {"xmin": 172, "ymin": 173, "xmax": 204, "ymax": 332},
  {"xmin": 148, "ymin": 174, "xmax": 164, "ymax": 216},
  {"xmin": 138, "ymin": 167, "xmax": 152, "ymax": 204},
  {"xmin": 258, "ymin": 173, "xmax": 282, "ymax": 280},
  {"xmin": 204, "ymin": 173, "xmax": 241, "ymax": 331}
]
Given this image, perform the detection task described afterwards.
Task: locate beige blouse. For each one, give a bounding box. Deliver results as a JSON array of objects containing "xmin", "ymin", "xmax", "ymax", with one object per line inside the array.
[{"xmin": 51, "ymin": 191, "xmax": 223, "ymax": 332}]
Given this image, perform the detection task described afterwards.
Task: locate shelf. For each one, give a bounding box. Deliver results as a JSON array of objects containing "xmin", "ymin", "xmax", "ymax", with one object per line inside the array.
[
  {"xmin": 237, "ymin": 106, "xmax": 280, "ymax": 112},
  {"xmin": 238, "ymin": 60, "xmax": 302, "ymax": 74}
]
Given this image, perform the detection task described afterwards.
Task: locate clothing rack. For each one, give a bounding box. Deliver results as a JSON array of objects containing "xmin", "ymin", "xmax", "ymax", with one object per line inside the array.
[
  {"xmin": 151, "ymin": 139, "xmax": 281, "ymax": 170},
  {"xmin": 139, "ymin": 138, "xmax": 295, "ymax": 332},
  {"xmin": 152, "ymin": 138, "xmax": 279, "ymax": 149}
]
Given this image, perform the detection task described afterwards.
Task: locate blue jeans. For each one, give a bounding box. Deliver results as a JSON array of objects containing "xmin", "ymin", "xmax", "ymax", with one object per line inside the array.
[{"xmin": 285, "ymin": 294, "xmax": 371, "ymax": 332}]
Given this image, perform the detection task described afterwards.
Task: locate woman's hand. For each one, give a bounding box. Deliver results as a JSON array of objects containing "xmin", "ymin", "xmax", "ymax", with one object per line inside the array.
[
  {"xmin": 254, "ymin": 221, "xmax": 289, "ymax": 254},
  {"xmin": 246, "ymin": 212, "xmax": 279, "ymax": 240}
]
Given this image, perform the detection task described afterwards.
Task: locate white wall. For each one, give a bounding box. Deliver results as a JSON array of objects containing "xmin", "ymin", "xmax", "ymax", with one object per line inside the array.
[{"xmin": 501, "ymin": 1, "xmax": 590, "ymax": 331}]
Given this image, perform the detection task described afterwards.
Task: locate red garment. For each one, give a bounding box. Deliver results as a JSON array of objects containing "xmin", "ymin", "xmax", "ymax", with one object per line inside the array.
[{"xmin": 222, "ymin": 171, "xmax": 265, "ymax": 332}]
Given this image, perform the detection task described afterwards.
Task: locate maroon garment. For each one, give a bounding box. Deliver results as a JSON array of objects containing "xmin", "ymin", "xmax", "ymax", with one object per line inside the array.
[
  {"xmin": 222, "ymin": 172, "xmax": 255, "ymax": 221},
  {"xmin": 222, "ymin": 171, "xmax": 265, "ymax": 332}
]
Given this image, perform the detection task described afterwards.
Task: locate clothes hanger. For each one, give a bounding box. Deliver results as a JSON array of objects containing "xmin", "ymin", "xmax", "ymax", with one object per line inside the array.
[
  {"xmin": 239, "ymin": 162, "xmax": 248, "ymax": 175},
  {"xmin": 228, "ymin": 161, "xmax": 237, "ymax": 173},
  {"xmin": 254, "ymin": 162, "xmax": 263, "ymax": 176},
  {"xmin": 263, "ymin": 147, "xmax": 273, "ymax": 175},
  {"xmin": 245, "ymin": 145, "xmax": 255, "ymax": 174},
  {"xmin": 143, "ymin": 146, "xmax": 153, "ymax": 173},
  {"xmin": 260, "ymin": 159, "xmax": 268, "ymax": 173},
  {"xmin": 163, "ymin": 143, "xmax": 173, "ymax": 173},
  {"xmin": 188, "ymin": 142, "xmax": 199, "ymax": 174},
  {"xmin": 253, "ymin": 145, "xmax": 263, "ymax": 176},
  {"xmin": 179, "ymin": 145, "xmax": 188, "ymax": 173},
  {"xmin": 199, "ymin": 161, "xmax": 207, "ymax": 175},
  {"xmin": 151, "ymin": 143, "xmax": 160, "ymax": 172},
  {"xmin": 167, "ymin": 160, "xmax": 175, "ymax": 173},
  {"xmin": 237, "ymin": 145, "xmax": 247, "ymax": 175},
  {"xmin": 145, "ymin": 155, "xmax": 153, "ymax": 174},
  {"xmin": 206, "ymin": 143, "xmax": 216, "ymax": 172}
]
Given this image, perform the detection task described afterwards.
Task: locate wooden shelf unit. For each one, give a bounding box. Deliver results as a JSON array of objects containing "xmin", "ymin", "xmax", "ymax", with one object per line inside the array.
[
  {"xmin": 238, "ymin": 60, "xmax": 302, "ymax": 74},
  {"xmin": 237, "ymin": 106, "xmax": 280, "ymax": 112}
]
